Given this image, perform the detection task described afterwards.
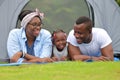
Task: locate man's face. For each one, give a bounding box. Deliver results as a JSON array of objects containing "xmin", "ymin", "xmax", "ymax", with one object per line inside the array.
[{"xmin": 74, "ymin": 23, "xmax": 91, "ymax": 44}]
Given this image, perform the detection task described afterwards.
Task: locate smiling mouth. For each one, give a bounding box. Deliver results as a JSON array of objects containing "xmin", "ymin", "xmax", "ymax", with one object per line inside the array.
[{"xmin": 76, "ymin": 38, "xmax": 83, "ymax": 43}]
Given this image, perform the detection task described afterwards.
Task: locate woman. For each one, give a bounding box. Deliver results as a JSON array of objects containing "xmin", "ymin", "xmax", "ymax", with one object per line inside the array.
[{"xmin": 7, "ymin": 9, "xmax": 53, "ymax": 63}]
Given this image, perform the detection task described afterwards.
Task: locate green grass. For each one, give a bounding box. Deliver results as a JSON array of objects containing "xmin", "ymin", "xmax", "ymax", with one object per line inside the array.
[{"xmin": 0, "ymin": 61, "xmax": 120, "ymax": 80}]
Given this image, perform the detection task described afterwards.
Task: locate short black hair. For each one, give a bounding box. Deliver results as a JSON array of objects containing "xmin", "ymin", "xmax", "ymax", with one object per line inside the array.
[{"xmin": 76, "ymin": 16, "xmax": 93, "ymax": 30}]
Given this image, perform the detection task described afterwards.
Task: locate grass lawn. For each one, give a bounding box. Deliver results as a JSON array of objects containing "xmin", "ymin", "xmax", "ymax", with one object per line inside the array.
[{"xmin": 0, "ymin": 61, "xmax": 120, "ymax": 80}]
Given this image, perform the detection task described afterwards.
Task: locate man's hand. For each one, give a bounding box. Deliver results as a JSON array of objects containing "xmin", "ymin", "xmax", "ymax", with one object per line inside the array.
[{"xmin": 92, "ymin": 56, "xmax": 111, "ymax": 61}]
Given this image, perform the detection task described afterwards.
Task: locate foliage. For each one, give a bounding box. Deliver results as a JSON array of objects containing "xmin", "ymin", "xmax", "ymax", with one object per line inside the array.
[
  {"xmin": 17, "ymin": 0, "xmax": 120, "ymax": 33},
  {"xmin": 116, "ymin": 0, "xmax": 120, "ymax": 6},
  {"xmin": 19, "ymin": 0, "xmax": 89, "ymax": 34}
]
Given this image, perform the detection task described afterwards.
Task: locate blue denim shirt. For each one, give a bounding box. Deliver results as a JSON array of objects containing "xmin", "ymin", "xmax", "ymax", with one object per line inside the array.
[{"xmin": 7, "ymin": 28, "xmax": 52, "ymax": 63}]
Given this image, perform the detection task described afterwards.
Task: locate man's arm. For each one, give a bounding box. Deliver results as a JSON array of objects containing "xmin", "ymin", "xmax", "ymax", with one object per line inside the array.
[
  {"xmin": 68, "ymin": 42, "xmax": 114, "ymax": 61},
  {"xmin": 100, "ymin": 43, "xmax": 114, "ymax": 61},
  {"xmin": 86, "ymin": 43, "xmax": 114, "ymax": 61},
  {"xmin": 68, "ymin": 42, "xmax": 91, "ymax": 61}
]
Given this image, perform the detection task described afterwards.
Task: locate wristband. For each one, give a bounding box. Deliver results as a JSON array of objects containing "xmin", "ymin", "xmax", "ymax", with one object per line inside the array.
[{"xmin": 22, "ymin": 52, "xmax": 26, "ymax": 58}]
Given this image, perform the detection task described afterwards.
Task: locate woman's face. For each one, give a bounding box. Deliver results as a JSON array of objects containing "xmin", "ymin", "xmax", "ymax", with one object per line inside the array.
[
  {"xmin": 26, "ymin": 16, "xmax": 41, "ymax": 37},
  {"xmin": 53, "ymin": 32, "xmax": 67, "ymax": 51}
]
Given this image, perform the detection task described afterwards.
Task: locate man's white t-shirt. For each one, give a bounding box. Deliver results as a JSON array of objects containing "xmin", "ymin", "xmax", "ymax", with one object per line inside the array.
[{"xmin": 67, "ymin": 28, "xmax": 112, "ymax": 57}]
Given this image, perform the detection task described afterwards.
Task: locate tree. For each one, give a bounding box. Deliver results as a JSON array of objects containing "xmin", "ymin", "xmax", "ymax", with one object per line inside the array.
[{"xmin": 116, "ymin": 0, "xmax": 120, "ymax": 6}]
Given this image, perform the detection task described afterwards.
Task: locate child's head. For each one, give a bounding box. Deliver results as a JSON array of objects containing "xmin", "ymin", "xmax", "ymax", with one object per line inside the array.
[{"xmin": 52, "ymin": 29, "xmax": 67, "ymax": 51}]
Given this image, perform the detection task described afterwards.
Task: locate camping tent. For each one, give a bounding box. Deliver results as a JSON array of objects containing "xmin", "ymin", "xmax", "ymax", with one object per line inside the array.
[
  {"xmin": 0, "ymin": 0, "xmax": 29, "ymax": 61},
  {"xmin": 0, "ymin": 0, "xmax": 120, "ymax": 62},
  {"xmin": 86, "ymin": 0, "xmax": 120, "ymax": 54}
]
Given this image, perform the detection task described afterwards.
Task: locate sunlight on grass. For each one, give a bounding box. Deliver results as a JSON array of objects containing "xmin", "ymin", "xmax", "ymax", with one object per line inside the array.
[{"xmin": 0, "ymin": 61, "xmax": 120, "ymax": 80}]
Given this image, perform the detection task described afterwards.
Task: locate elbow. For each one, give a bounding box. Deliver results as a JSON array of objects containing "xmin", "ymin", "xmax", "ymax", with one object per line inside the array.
[
  {"xmin": 71, "ymin": 55, "xmax": 80, "ymax": 61},
  {"xmin": 9, "ymin": 52, "xmax": 23, "ymax": 63},
  {"xmin": 10, "ymin": 57, "xmax": 18, "ymax": 63},
  {"xmin": 110, "ymin": 56, "xmax": 114, "ymax": 61},
  {"xmin": 71, "ymin": 55, "xmax": 83, "ymax": 61},
  {"xmin": 69, "ymin": 54, "xmax": 75, "ymax": 61},
  {"xmin": 72, "ymin": 55, "xmax": 76, "ymax": 61}
]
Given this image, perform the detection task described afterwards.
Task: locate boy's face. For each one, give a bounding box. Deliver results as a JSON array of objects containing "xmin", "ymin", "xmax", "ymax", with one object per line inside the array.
[{"xmin": 54, "ymin": 32, "xmax": 67, "ymax": 51}]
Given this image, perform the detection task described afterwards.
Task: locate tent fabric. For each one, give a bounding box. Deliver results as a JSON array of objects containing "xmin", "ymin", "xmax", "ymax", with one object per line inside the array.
[
  {"xmin": 0, "ymin": 0, "xmax": 120, "ymax": 61},
  {"xmin": 0, "ymin": 0, "xmax": 29, "ymax": 59},
  {"xmin": 86, "ymin": 0, "xmax": 120, "ymax": 54}
]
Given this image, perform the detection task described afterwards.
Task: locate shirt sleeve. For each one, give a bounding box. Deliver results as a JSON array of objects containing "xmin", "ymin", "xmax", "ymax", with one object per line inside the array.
[
  {"xmin": 7, "ymin": 29, "xmax": 21, "ymax": 58},
  {"xmin": 98, "ymin": 29, "xmax": 112, "ymax": 48},
  {"xmin": 67, "ymin": 30, "xmax": 78, "ymax": 46},
  {"xmin": 39, "ymin": 31, "xmax": 52, "ymax": 58}
]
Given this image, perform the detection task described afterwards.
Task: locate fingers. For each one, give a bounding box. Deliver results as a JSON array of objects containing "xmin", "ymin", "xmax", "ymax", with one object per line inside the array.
[
  {"xmin": 52, "ymin": 57, "xmax": 59, "ymax": 61},
  {"xmin": 93, "ymin": 56, "xmax": 111, "ymax": 61},
  {"xmin": 46, "ymin": 58, "xmax": 54, "ymax": 62},
  {"xmin": 41, "ymin": 57, "xmax": 54, "ymax": 63},
  {"xmin": 60, "ymin": 56, "xmax": 67, "ymax": 61}
]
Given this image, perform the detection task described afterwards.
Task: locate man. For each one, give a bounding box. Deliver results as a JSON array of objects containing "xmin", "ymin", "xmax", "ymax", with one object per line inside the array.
[{"xmin": 67, "ymin": 16, "xmax": 113, "ymax": 61}]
